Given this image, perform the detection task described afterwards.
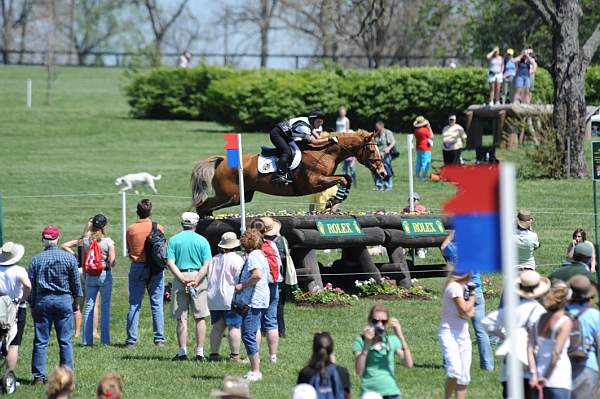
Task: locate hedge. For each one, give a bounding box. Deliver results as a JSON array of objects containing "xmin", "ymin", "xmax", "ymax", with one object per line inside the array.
[
  {"xmin": 125, "ymin": 64, "xmax": 234, "ymax": 119},
  {"xmin": 125, "ymin": 64, "xmax": 599, "ymax": 132}
]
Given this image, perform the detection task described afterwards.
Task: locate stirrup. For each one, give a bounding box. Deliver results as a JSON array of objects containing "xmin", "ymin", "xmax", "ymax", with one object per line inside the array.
[{"xmin": 272, "ymin": 172, "xmax": 292, "ymax": 185}]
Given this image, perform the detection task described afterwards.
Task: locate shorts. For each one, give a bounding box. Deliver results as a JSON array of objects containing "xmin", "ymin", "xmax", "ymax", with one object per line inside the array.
[
  {"xmin": 438, "ymin": 328, "xmax": 472, "ymax": 385},
  {"xmin": 515, "ymin": 75, "xmax": 531, "ymax": 89},
  {"xmin": 171, "ymin": 271, "xmax": 209, "ymax": 320},
  {"xmin": 488, "ymin": 72, "xmax": 503, "ymax": 83},
  {"xmin": 210, "ymin": 310, "xmax": 242, "ymax": 328},
  {"xmin": 261, "ymin": 283, "xmax": 279, "ymax": 332},
  {"xmin": 10, "ymin": 307, "xmax": 26, "ymax": 346}
]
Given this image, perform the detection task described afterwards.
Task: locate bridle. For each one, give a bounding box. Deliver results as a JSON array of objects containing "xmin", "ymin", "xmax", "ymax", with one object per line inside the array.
[{"xmin": 361, "ymin": 136, "xmax": 385, "ymax": 171}]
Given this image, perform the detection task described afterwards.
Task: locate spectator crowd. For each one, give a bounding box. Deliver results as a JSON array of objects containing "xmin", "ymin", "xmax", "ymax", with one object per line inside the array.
[{"xmin": 0, "ymin": 197, "xmax": 597, "ymax": 399}]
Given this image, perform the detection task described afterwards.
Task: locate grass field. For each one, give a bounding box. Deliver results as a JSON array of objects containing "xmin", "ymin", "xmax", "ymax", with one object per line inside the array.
[{"xmin": 0, "ymin": 65, "xmax": 596, "ymax": 398}]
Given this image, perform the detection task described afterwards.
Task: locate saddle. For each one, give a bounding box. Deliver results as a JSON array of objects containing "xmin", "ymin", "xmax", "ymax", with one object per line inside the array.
[{"xmin": 257, "ymin": 141, "xmax": 302, "ymax": 174}]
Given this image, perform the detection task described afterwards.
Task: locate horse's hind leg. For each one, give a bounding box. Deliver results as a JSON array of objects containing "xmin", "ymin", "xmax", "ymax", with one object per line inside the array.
[{"xmin": 196, "ymin": 195, "xmax": 235, "ymax": 217}]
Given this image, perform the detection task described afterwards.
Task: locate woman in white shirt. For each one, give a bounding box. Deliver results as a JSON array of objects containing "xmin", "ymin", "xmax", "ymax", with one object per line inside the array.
[
  {"xmin": 0, "ymin": 241, "xmax": 32, "ymax": 372},
  {"xmin": 206, "ymin": 232, "xmax": 244, "ymax": 363},
  {"xmin": 527, "ymin": 283, "xmax": 573, "ymax": 399},
  {"xmin": 438, "ymin": 270, "xmax": 476, "ymax": 399},
  {"xmin": 336, "ymin": 107, "xmax": 357, "ymax": 186}
]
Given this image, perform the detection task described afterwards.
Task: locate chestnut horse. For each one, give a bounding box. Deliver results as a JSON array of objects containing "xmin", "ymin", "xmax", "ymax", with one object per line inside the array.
[{"xmin": 191, "ymin": 130, "xmax": 387, "ymax": 216}]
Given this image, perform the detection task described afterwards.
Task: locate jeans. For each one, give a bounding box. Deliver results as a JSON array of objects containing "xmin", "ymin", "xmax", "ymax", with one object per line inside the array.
[
  {"xmin": 126, "ymin": 262, "xmax": 165, "ymax": 344},
  {"xmin": 31, "ymin": 294, "xmax": 74, "ymax": 381},
  {"xmin": 572, "ymin": 365, "xmax": 598, "ymax": 399},
  {"xmin": 241, "ymin": 307, "xmax": 266, "ymax": 355},
  {"xmin": 542, "ymin": 388, "xmax": 571, "ymax": 399},
  {"xmin": 276, "ymin": 284, "xmax": 286, "ymax": 336},
  {"xmin": 415, "ymin": 150, "xmax": 432, "ymax": 179},
  {"xmin": 83, "ymin": 270, "xmax": 112, "ymax": 345},
  {"xmin": 471, "ymin": 292, "xmax": 494, "ymax": 370},
  {"xmin": 443, "ymin": 149, "xmax": 462, "ymax": 165},
  {"xmin": 261, "ymin": 283, "xmax": 279, "ymax": 332},
  {"xmin": 373, "ymin": 154, "xmax": 393, "ymax": 190},
  {"xmin": 342, "ymin": 158, "xmax": 357, "ymax": 186}
]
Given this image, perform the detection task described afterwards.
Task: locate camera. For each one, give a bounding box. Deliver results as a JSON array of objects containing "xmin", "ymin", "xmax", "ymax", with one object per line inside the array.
[
  {"xmin": 463, "ymin": 282, "xmax": 477, "ymax": 301},
  {"xmin": 374, "ymin": 325, "xmax": 386, "ymax": 337}
]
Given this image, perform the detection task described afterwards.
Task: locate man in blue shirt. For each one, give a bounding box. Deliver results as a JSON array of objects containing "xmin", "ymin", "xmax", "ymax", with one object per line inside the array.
[
  {"xmin": 28, "ymin": 226, "xmax": 83, "ymax": 384},
  {"xmin": 566, "ymin": 275, "xmax": 600, "ymax": 399},
  {"xmin": 166, "ymin": 212, "xmax": 212, "ymax": 361},
  {"xmin": 441, "ymin": 231, "xmax": 494, "ymax": 371}
]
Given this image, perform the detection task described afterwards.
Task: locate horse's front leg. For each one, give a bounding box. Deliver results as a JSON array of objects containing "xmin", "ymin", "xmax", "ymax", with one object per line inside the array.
[{"xmin": 314, "ymin": 174, "xmax": 352, "ymax": 209}]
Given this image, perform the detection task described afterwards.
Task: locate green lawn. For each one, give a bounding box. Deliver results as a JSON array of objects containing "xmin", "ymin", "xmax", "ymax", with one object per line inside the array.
[{"xmin": 0, "ymin": 65, "xmax": 595, "ymax": 398}]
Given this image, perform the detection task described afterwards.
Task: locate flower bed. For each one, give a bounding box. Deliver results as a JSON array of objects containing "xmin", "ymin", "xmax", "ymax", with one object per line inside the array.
[
  {"xmin": 355, "ymin": 277, "xmax": 434, "ymax": 301},
  {"xmin": 293, "ymin": 283, "xmax": 358, "ymax": 307}
]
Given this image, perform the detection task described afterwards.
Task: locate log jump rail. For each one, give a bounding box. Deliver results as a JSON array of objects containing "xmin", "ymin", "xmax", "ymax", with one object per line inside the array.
[{"xmin": 196, "ymin": 213, "xmax": 451, "ymax": 291}]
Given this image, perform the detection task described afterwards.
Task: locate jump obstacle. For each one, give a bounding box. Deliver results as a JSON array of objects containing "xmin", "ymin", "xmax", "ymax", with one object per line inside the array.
[{"xmin": 196, "ymin": 213, "xmax": 450, "ymax": 291}]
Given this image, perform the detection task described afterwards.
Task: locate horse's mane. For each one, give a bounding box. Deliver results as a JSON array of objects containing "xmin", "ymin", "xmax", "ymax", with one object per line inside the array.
[{"xmin": 329, "ymin": 129, "xmax": 373, "ymax": 138}]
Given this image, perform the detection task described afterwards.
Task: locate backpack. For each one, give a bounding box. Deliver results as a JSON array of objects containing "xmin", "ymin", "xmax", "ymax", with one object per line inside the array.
[
  {"xmin": 261, "ymin": 241, "xmax": 279, "ymax": 282},
  {"xmin": 83, "ymin": 239, "xmax": 103, "ymax": 276},
  {"xmin": 567, "ymin": 308, "xmax": 590, "ymax": 363},
  {"xmin": 144, "ymin": 222, "xmax": 167, "ymax": 275},
  {"xmin": 0, "ymin": 296, "xmax": 17, "ymax": 332},
  {"xmin": 308, "ymin": 364, "xmax": 345, "ymax": 399}
]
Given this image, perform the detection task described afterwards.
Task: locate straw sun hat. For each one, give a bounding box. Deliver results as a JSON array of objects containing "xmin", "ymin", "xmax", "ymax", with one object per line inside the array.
[
  {"xmin": 218, "ymin": 232, "xmax": 240, "ymax": 249},
  {"xmin": 0, "ymin": 242, "xmax": 25, "ymax": 266},
  {"xmin": 514, "ymin": 270, "xmax": 550, "ymax": 299},
  {"xmin": 516, "ymin": 209, "xmax": 533, "ymax": 229},
  {"xmin": 261, "ymin": 217, "xmax": 281, "ymax": 236},
  {"xmin": 413, "ymin": 116, "xmax": 429, "ymax": 128}
]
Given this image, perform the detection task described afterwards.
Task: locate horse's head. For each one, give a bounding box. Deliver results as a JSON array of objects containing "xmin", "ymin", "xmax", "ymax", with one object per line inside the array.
[{"xmin": 352, "ymin": 130, "xmax": 387, "ymax": 179}]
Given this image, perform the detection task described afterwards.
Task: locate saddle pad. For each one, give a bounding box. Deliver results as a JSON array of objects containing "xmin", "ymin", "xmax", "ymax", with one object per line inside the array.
[{"xmin": 257, "ymin": 141, "xmax": 301, "ymax": 174}]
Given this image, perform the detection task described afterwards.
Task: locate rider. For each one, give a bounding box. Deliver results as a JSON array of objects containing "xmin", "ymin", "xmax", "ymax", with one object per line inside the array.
[{"xmin": 269, "ymin": 109, "xmax": 332, "ymax": 185}]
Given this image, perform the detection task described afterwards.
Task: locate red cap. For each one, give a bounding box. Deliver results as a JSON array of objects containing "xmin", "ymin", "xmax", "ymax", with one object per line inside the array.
[{"xmin": 41, "ymin": 225, "xmax": 60, "ymax": 240}]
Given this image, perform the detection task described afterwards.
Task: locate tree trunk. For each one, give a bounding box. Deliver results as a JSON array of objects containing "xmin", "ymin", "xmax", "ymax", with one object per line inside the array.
[
  {"xmin": 153, "ymin": 38, "xmax": 162, "ymax": 67},
  {"xmin": 17, "ymin": 16, "xmax": 27, "ymax": 64},
  {"xmin": 77, "ymin": 51, "xmax": 86, "ymax": 65},
  {"xmin": 552, "ymin": 0, "xmax": 588, "ymax": 177},
  {"xmin": 259, "ymin": 0, "xmax": 269, "ymax": 68}
]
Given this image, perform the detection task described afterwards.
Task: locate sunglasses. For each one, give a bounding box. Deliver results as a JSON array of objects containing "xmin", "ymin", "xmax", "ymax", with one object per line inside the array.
[{"xmin": 371, "ymin": 318, "xmax": 388, "ymax": 325}]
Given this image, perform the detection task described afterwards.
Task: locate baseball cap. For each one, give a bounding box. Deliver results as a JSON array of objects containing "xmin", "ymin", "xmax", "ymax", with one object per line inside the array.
[
  {"xmin": 92, "ymin": 214, "xmax": 108, "ymax": 229},
  {"xmin": 42, "ymin": 225, "xmax": 60, "ymax": 240},
  {"xmin": 181, "ymin": 212, "xmax": 200, "ymax": 225},
  {"xmin": 507, "ymin": 48, "xmax": 514, "ymax": 55},
  {"xmin": 574, "ymin": 241, "xmax": 593, "ymax": 258}
]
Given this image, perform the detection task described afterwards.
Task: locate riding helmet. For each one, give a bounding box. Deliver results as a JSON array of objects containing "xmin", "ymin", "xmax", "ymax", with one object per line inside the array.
[
  {"xmin": 92, "ymin": 214, "xmax": 108, "ymax": 229},
  {"xmin": 308, "ymin": 109, "xmax": 325, "ymax": 124}
]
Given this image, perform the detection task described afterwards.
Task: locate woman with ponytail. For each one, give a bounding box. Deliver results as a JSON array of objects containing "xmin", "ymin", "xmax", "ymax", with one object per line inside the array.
[{"xmin": 298, "ymin": 331, "xmax": 351, "ymax": 399}]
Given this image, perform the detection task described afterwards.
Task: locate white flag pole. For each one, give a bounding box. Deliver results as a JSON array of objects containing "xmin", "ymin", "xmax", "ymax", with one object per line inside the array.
[
  {"xmin": 237, "ymin": 133, "xmax": 246, "ymax": 234},
  {"xmin": 407, "ymin": 134, "xmax": 415, "ymax": 211},
  {"xmin": 121, "ymin": 191, "xmax": 127, "ymax": 257},
  {"xmin": 500, "ymin": 162, "xmax": 523, "ymax": 399}
]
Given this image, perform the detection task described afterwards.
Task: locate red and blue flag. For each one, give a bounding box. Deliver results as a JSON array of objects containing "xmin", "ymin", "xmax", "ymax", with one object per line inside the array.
[
  {"xmin": 441, "ymin": 165, "xmax": 501, "ymax": 274},
  {"xmin": 224, "ymin": 133, "xmax": 239, "ymax": 168}
]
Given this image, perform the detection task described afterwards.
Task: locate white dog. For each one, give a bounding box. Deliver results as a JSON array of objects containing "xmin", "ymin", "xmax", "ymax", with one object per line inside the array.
[{"xmin": 115, "ymin": 173, "xmax": 161, "ymax": 194}]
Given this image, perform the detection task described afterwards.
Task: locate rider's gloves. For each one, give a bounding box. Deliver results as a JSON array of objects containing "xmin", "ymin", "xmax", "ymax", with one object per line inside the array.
[{"xmin": 329, "ymin": 136, "xmax": 339, "ymax": 144}]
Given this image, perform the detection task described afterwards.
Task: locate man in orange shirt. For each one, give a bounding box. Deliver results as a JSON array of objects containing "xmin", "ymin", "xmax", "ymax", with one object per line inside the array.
[{"xmin": 125, "ymin": 199, "xmax": 166, "ymax": 348}]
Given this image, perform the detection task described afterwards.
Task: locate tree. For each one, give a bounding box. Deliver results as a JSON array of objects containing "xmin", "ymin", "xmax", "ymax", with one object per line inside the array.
[
  {"xmin": 231, "ymin": 0, "xmax": 279, "ymax": 68},
  {"xmin": 525, "ymin": 0, "xmax": 600, "ymax": 177},
  {"xmin": 279, "ymin": 0, "xmax": 340, "ymax": 61},
  {"xmin": 66, "ymin": 0, "xmax": 127, "ymax": 65},
  {"xmin": 138, "ymin": 0, "xmax": 190, "ymax": 66},
  {"xmin": 0, "ymin": 0, "xmax": 33, "ymax": 63}
]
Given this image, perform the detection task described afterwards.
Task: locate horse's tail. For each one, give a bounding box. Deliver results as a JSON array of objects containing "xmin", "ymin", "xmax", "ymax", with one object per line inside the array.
[{"xmin": 191, "ymin": 156, "xmax": 224, "ymax": 208}]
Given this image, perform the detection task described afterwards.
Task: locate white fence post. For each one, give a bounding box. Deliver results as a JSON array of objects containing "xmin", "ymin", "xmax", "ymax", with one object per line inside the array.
[
  {"xmin": 26, "ymin": 79, "xmax": 32, "ymax": 108},
  {"xmin": 121, "ymin": 192, "xmax": 127, "ymax": 257}
]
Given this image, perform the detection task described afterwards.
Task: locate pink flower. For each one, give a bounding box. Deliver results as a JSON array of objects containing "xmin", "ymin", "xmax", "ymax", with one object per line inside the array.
[{"xmin": 325, "ymin": 283, "xmax": 333, "ymax": 289}]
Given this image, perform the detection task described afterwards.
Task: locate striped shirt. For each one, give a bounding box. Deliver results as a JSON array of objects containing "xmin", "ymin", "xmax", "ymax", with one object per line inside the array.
[{"xmin": 28, "ymin": 246, "xmax": 82, "ymax": 306}]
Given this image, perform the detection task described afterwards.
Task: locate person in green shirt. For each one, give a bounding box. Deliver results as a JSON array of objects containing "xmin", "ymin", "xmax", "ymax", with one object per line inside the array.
[
  {"xmin": 353, "ymin": 304, "xmax": 413, "ymax": 398},
  {"xmin": 549, "ymin": 242, "xmax": 598, "ymax": 286}
]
